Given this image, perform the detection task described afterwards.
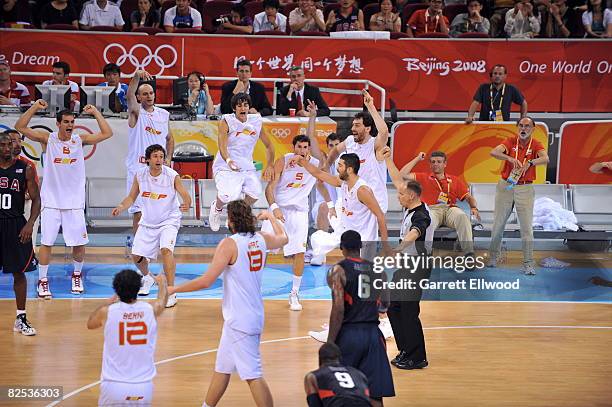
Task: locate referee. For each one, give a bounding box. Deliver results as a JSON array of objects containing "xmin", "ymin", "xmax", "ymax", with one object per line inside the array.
[{"xmin": 383, "ymin": 147, "xmax": 435, "ymax": 370}]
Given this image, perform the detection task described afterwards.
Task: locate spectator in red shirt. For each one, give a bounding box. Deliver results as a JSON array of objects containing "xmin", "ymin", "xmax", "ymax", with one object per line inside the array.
[
  {"xmin": 406, "ymin": 0, "xmax": 449, "ymax": 37},
  {"xmin": 488, "ymin": 117, "xmax": 549, "ymax": 275},
  {"xmin": 398, "ymin": 151, "xmax": 481, "ymax": 258},
  {"xmin": 0, "ymin": 61, "xmax": 31, "ymax": 107}
]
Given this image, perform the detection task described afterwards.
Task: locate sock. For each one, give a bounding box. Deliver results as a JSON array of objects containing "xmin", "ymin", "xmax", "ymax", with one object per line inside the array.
[
  {"xmin": 16, "ymin": 310, "xmax": 25, "ymax": 317},
  {"xmin": 73, "ymin": 261, "xmax": 84, "ymax": 274},
  {"xmin": 214, "ymin": 199, "xmax": 224, "ymax": 212},
  {"xmin": 292, "ymin": 276, "xmax": 302, "ymax": 293},
  {"xmin": 39, "ymin": 264, "xmax": 49, "ymax": 280}
]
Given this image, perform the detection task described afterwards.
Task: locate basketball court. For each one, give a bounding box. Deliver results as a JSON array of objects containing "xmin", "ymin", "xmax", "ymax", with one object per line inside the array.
[{"xmin": 2, "ymin": 247, "xmax": 611, "ymax": 407}]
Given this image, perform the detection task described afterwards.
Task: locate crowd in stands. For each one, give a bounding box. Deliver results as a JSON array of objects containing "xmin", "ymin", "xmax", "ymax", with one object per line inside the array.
[{"xmin": 1, "ymin": 0, "xmax": 610, "ymax": 37}]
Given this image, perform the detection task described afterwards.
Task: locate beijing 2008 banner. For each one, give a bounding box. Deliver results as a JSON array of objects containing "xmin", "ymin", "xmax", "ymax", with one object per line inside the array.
[
  {"xmin": 391, "ymin": 121, "xmax": 549, "ymax": 184},
  {"xmin": 557, "ymin": 121, "xmax": 612, "ymax": 184},
  {"xmin": 1, "ymin": 31, "xmax": 610, "ymax": 112}
]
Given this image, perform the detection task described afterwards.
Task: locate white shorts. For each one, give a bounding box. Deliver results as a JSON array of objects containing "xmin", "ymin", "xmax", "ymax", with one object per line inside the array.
[
  {"xmin": 127, "ymin": 168, "xmax": 142, "ymax": 215},
  {"xmin": 40, "ymin": 207, "xmax": 89, "ymax": 247},
  {"xmin": 214, "ymin": 170, "xmax": 262, "ymax": 204},
  {"xmin": 215, "ymin": 323, "xmax": 262, "ymax": 381},
  {"xmin": 98, "ymin": 380, "xmax": 153, "ymax": 406},
  {"xmin": 261, "ymin": 207, "xmax": 308, "ymax": 256},
  {"xmin": 131, "ymin": 224, "xmax": 178, "ymax": 260}
]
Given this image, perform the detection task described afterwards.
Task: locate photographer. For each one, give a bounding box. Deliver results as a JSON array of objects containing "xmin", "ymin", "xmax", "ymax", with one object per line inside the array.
[
  {"xmin": 218, "ymin": 4, "xmax": 253, "ymax": 34},
  {"xmin": 185, "ymin": 71, "xmax": 214, "ymax": 116}
]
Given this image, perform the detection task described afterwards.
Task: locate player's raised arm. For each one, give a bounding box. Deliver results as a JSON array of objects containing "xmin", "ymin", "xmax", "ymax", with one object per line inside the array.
[{"xmin": 14, "ymin": 99, "xmax": 51, "ymax": 144}]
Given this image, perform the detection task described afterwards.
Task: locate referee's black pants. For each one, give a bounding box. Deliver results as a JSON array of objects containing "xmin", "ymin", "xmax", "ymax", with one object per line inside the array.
[{"xmin": 387, "ymin": 265, "xmax": 431, "ymax": 363}]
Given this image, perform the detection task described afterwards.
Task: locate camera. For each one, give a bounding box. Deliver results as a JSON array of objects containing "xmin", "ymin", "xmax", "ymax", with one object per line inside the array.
[{"xmin": 215, "ymin": 15, "xmax": 230, "ymax": 25}]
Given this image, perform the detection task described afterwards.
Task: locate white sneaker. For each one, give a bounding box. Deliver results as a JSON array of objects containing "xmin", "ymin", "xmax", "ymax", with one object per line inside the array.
[
  {"xmin": 308, "ymin": 328, "xmax": 329, "ymax": 343},
  {"xmin": 165, "ymin": 293, "xmax": 178, "ymax": 308},
  {"xmin": 310, "ymin": 253, "xmax": 326, "ymax": 266},
  {"xmin": 523, "ymin": 264, "xmax": 536, "ymax": 276},
  {"xmin": 289, "ymin": 291, "xmax": 303, "ymax": 311},
  {"xmin": 379, "ymin": 317, "xmax": 394, "ymax": 339},
  {"xmin": 138, "ymin": 274, "xmax": 156, "ymax": 296},
  {"xmin": 37, "ymin": 278, "xmax": 52, "ymax": 299},
  {"xmin": 208, "ymin": 200, "xmax": 222, "ymax": 232},
  {"xmin": 14, "ymin": 315, "xmax": 36, "ymax": 336},
  {"xmin": 71, "ymin": 272, "xmax": 84, "ymax": 294}
]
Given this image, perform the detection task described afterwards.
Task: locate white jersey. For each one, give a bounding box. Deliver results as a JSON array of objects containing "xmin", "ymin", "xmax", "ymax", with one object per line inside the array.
[
  {"xmin": 274, "ymin": 153, "xmax": 319, "ymax": 212},
  {"xmin": 344, "ymin": 136, "xmax": 388, "ymax": 213},
  {"xmin": 41, "ymin": 132, "xmax": 86, "ymax": 209},
  {"xmin": 126, "ymin": 106, "xmax": 170, "ymax": 171},
  {"xmin": 136, "ymin": 166, "xmax": 181, "ymax": 228},
  {"xmin": 223, "ymin": 232, "xmax": 267, "ymax": 335},
  {"xmin": 341, "ymin": 178, "xmax": 379, "ymax": 241},
  {"xmin": 213, "ymin": 114, "xmax": 263, "ymax": 173},
  {"xmin": 314, "ymin": 156, "xmax": 340, "ymax": 204},
  {"xmin": 102, "ymin": 301, "xmax": 157, "ymax": 383}
]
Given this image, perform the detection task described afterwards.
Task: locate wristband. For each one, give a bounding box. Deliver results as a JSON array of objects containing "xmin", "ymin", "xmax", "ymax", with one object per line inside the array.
[
  {"xmin": 270, "ymin": 203, "xmax": 279, "ymax": 211},
  {"xmin": 326, "ymin": 201, "xmax": 335, "ymax": 209}
]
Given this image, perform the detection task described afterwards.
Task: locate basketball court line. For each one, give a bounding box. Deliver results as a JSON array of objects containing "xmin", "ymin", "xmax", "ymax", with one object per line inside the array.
[{"xmin": 44, "ymin": 325, "xmax": 612, "ymax": 407}]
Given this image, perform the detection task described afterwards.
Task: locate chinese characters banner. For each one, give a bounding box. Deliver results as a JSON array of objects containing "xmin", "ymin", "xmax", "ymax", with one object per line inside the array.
[
  {"xmin": 391, "ymin": 121, "xmax": 549, "ymax": 184},
  {"xmin": 557, "ymin": 121, "xmax": 612, "ymax": 184},
  {"xmin": 1, "ymin": 31, "xmax": 610, "ymax": 112}
]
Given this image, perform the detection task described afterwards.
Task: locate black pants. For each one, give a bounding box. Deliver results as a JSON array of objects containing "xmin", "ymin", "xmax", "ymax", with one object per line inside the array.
[{"xmin": 387, "ymin": 265, "xmax": 431, "ymax": 362}]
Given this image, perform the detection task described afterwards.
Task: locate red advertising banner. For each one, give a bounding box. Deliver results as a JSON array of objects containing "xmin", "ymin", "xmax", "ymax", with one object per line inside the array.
[
  {"xmin": 1, "ymin": 31, "xmax": 610, "ymax": 112},
  {"xmin": 557, "ymin": 121, "xmax": 612, "ymax": 184},
  {"xmin": 391, "ymin": 121, "xmax": 549, "ymax": 184}
]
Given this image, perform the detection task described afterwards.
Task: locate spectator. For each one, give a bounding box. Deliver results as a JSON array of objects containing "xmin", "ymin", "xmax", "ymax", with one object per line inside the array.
[
  {"xmin": 41, "ymin": 61, "xmax": 79, "ymax": 112},
  {"xmin": 505, "ymin": 0, "xmax": 541, "ymax": 37},
  {"xmin": 131, "ymin": 0, "xmax": 161, "ymax": 29},
  {"xmin": 450, "ymin": 0, "xmax": 490, "ymax": 36},
  {"xmin": 289, "ymin": 0, "xmax": 325, "ymax": 34},
  {"xmin": 490, "ymin": 0, "xmax": 516, "ymax": 37},
  {"xmin": 277, "ymin": 66, "xmax": 330, "ymax": 116},
  {"xmin": 253, "ymin": 0, "xmax": 287, "ymax": 33},
  {"xmin": 219, "ymin": 3, "xmax": 253, "ymax": 33},
  {"xmin": 326, "ymin": 0, "xmax": 365, "ymax": 31},
  {"xmin": 79, "ymin": 0, "xmax": 124, "ymax": 30},
  {"xmin": 163, "ymin": 0, "xmax": 202, "ymax": 32},
  {"xmin": 466, "ymin": 64, "xmax": 527, "ymax": 123},
  {"xmin": 220, "ymin": 59, "xmax": 272, "ymax": 116},
  {"xmin": 98, "ymin": 62, "xmax": 129, "ymax": 112},
  {"xmin": 0, "ymin": 61, "xmax": 31, "ymax": 106},
  {"xmin": 542, "ymin": 0, "xmax": 580, "ymax": 37},
  {"xmin": 40, "ymin": 0, "xmax": 79, "ymax": 29},
  {"xmin": 185, "ymin": 71, "xmax": 214, "ymax": 116},
  {"xmin": 582, "ymin": 0, "xmax": 611, "ymax": 37},
  {"xmin": 369, "ymin": 0, "xmax": 402, "ymax": 32},
  {"xmin": 0, "ymin": 0, "xmax": 28, "ymax": 23},
  {"xmin": 407, "ymin": 0, "xmax": 450, "ymax": 36}
]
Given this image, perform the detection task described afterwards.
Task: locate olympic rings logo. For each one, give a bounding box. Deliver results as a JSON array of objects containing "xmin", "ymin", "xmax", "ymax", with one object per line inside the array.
[
  {"xmin": 270, "ymin": 128, "xmax": 291, "ymax": 139},
  {"xmin": 103, "ymin": 43, "xmax": 178, "ymax": 76}
]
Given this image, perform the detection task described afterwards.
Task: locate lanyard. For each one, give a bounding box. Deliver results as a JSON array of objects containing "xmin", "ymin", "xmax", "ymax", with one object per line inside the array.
[
  {"xmin": 431, "ymin": 174, "xmax": 451, "ymax": 195},
  {"xmin": 514, "ymin": 136, "xmax": 533, "ymax": 165},
  {"xmin": 489, "ymin": 84, "xmax": 505, "ymax": 113},
  {"xmin": 424, "ymin": 10, "xmax": 439, "ymax": 33}
]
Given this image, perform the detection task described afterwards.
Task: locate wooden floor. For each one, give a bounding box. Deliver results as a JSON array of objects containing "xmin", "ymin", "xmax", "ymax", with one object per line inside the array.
[
  {"xmin": 1, "ymin": 249, "xmax": 611, "ymax": 406},
  {"xmin": 2, "ymin": 300, "xmax": 612, "ymax": 406}
]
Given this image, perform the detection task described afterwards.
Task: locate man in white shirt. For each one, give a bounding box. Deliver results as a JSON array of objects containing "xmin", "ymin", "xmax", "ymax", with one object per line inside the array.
[
  {"xmin": 163, "ymin": 0, "xmax": 202, "ymax": 32},
  {"xmin": 41, "ymin": 61, "xmax": 79, "ymax": 112},
  {"xmin": 253, "ymin": 0, "xmax": 287, "ymax": 32},
  {"xmin": 79, "ymin": 0, "xmax": 125, "ymax": 30}
]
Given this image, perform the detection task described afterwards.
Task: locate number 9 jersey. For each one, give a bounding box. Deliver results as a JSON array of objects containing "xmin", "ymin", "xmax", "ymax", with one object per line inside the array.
[
  {"xmin": 312, "ymin": 364, "xmax": 371, "ymax": 406},
  {"xmin": 102, "ymin": 301, "xmax": 158, "ymax": 383}
]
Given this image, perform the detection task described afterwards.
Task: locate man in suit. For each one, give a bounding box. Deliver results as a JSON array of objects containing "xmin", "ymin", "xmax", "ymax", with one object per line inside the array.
[
  {"xmin": 277, "ymin": 66, "xmax": 330, "ymax": 117},
  {"xmin": 220, "ymin": 59, "xmax": 273, "ymax": 116}
]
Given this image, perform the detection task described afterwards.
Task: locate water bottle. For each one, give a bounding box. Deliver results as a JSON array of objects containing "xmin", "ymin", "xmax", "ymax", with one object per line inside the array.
[{"xmin": 125, "ymin": 236, "xmax": 132, "ymax": 258}]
